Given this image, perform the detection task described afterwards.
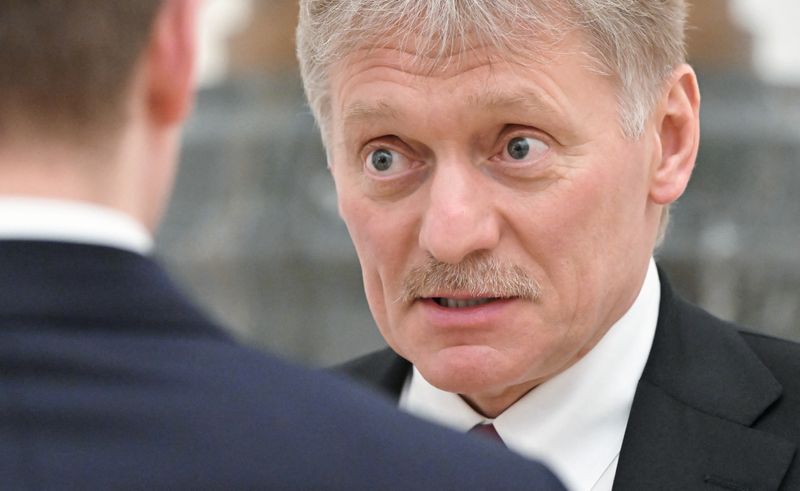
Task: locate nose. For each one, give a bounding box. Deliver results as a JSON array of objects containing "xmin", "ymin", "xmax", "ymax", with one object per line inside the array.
[{"xmin": 418, "ymin": 163, "xmax": 501, "ymax": 264}]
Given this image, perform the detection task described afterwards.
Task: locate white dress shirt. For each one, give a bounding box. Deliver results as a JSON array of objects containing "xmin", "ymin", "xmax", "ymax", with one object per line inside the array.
[
  {"xmin": 400, "ymin": 259, "xmax": 661, "ymax": 491},
  {"xmin": 0, "ymin": 197, "xmax": 153, "ymax": 255}
]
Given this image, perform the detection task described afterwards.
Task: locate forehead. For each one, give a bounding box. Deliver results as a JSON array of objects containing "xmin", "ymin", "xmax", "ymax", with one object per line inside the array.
[{"xmin": 327, "ymin": 31, "xmax": 617, "ymax": 139}]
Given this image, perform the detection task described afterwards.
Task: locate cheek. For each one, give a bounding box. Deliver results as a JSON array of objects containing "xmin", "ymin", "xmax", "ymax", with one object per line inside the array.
[
  {"xmin": 507, "ymin": 163, "xmax": 632, "ymax": 309},
  {"xmin": 338, "ymin": 194, "xmax": 421, "ymax": 322},
  {"xmin": 341, "ymin": 199, "xmax": 398, "ymax": 271},
  {"xmin": 540, "ymin": 156, "xmax": 645, "ymax": 250},
  {"xmin": 340, "ymin": 190, "xmax": 421, "ymax": 274},
  {"xmin": 339, "ymin": 200, "xmax": 393, "ymax": 335},
  {"xmin": 533, "ymin": 155, "xmax": 652, "ymax": 323}
]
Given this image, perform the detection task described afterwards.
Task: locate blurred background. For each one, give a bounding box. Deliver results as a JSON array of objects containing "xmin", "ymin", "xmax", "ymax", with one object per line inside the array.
[{"xmin": 157, "ymin": 0, "xmax": 800, "ymax": 366}]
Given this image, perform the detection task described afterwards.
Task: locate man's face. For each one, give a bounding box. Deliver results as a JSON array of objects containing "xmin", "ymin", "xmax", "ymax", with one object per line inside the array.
[{"xmin": 327, "ymin": 32, "xmax": 666, "ymax": 413}]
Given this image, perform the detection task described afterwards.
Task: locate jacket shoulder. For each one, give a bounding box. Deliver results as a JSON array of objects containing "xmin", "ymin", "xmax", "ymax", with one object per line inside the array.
[
  {"xmin": 738, "ymin": 330, "xmax": 800, "ymax": 404},
  {"xmin": 739, "ymin": 330, "xmax": 800, "ymax": 366},
  {"xmin": 737, "ymin": 331, "xmax": 800, "ymax": 487},
  {"xmin": 335, "ymin": 348, "xmax": 411, "ymax": 400}
]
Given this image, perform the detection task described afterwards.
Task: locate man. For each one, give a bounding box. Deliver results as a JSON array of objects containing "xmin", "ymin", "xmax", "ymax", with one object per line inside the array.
[
  {"xmin": 297, "ymin": 1, "xmax": 800, "ymax": 490},
  {"xmin": 0, "ymin": 1, "xmax": 567, "ymax": 489}
]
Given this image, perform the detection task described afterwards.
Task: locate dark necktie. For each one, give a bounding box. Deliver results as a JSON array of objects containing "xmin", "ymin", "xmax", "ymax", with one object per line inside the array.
[{"xmin": 468, "ymin": 423, "xmax": 505, "ymax": 446}]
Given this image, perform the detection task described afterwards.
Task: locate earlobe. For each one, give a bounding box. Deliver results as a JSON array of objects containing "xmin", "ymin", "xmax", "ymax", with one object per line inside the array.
[
  {"xmin": 649, "ymin": 64, "xmax": 701, "ymax": 205},
  {"xmin": 146, "ymin": 0, "xmax": 200, "ymax": 125}
]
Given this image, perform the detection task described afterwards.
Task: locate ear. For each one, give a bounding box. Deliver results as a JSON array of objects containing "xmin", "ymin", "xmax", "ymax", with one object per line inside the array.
[
  {"xmin": 145, "ymin": 0, "xmax": 201, "ymax": 125},
  {"xmin": 649, "ymin": 64, "xmax": 701, "ymax": 205}
]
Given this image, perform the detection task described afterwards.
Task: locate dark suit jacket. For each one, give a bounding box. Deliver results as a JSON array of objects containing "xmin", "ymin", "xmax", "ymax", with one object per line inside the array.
[
  {"xmin": 340, "ymin": 272, "xmax": 800, "ymax": 491},
  {"xmin": 0, "ymin": 240, "xmax": 565, "ymax": 490}
]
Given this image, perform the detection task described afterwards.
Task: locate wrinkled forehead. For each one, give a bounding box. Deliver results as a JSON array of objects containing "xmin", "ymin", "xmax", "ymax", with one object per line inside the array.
[
  {"xmin": 326, "ymin": 27, "xmax": 607, "ymax": 116},
  {"xmin": 313, "ymin": 3, "xmax": 617, "ymax": 145},
  {"xmin": 334, "ymin": 5, "xmax": 588, "ymax": 73},
  {"xmin": 323, "ymin": 16, "xmax": 608, "ymax": 107},
  {"xmin": 324, "ymin": 28, "xmax": 621, "ymax": 153},
  {"xmin": 341, "ymin": 37, "xmax": 570, "ymax": 81}
]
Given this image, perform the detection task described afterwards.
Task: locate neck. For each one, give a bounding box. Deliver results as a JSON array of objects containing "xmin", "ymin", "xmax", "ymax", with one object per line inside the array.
[
  {"xmin": 0, "ymin": 135, "xmax": 112, "ymax": 196},
  {"xmin": 460, "ymin": 378, "xmax": 543, "ymax": 419},
  {"xmin": 0, "ymin": 124, "xmax": 176, "ymax": 233}
]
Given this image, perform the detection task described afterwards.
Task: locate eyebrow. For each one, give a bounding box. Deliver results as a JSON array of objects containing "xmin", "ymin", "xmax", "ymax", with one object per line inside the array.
[{"xmin": 342, "ymin": 100, "xmax": 403, "ymax": 129}]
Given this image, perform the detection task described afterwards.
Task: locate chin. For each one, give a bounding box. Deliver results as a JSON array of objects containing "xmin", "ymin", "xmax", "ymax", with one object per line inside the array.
[{"xmin": 416, "ymin": 344, "xmax": 511, "ymax": 395}]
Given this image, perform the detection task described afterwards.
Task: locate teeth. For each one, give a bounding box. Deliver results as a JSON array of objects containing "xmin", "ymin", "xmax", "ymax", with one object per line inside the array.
[{"xmin": 435, "ymin": 297, "xmax": 496, "ymax": 308}]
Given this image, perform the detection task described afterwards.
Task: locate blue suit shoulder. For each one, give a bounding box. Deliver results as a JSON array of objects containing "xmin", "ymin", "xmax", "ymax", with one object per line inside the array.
[
  {"xmin": 0, "ymin": 241, "xmax": 564, "ymax": 490},
  {"xmin": 152, "ymin": 340, "xmax": 568, "ymax": 490},
  {"xmin": 0, "ymin": 329, "xmax": 563, "ymax": 490}
]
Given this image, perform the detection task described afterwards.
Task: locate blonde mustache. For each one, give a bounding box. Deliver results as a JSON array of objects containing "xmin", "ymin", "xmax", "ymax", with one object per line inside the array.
[{"xmin": 400, "ymin": 253, "xmax": 542, "ymax": 304}]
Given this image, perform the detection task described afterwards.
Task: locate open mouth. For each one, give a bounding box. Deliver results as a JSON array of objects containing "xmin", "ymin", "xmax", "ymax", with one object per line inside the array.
[{"xmin": 431, "ymin": 297, "xmax": 499, "ymax": 308}]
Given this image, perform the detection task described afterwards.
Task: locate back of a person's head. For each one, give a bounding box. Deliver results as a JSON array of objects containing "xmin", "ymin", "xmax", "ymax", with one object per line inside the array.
[{"xmin": 0, "ymin": 1, "xmax": 162, "ymax": 141}]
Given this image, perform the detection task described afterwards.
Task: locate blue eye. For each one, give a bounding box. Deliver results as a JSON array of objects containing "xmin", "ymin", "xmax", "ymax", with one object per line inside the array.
[
  {"xmin": 507, "ymin": 137, "xmax": 532, "ymax": 160},
  {"xmin": 501, "ymin": 136, "xmax": 549, "ymax": 165},
  {"xmin": 365, "ymin": 147, "xmax": 413, "ymax": 176},
  {"xmin": 371, "ymin": 149, "xmax": 394, "ymax": 171}
]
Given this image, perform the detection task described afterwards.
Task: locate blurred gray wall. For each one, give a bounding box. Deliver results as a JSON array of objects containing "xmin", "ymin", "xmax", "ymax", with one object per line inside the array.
[
  {"xmin": 660, "ymin": 70, "xmax": 800, "ymax": 343},
  {"xmin": 155, "ymin": 3, "xmax": 800, "ymax": 367}
]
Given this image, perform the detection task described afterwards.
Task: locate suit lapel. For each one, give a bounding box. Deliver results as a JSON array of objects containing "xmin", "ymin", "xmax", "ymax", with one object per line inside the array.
[{"xmin": 614, "ymin": 274, "xmax": 795, "ymax": 490}]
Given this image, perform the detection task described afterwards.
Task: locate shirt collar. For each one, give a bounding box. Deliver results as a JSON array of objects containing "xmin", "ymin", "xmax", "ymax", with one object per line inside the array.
[
  {"xmin": 400, "ymin": 259, "xmax": 661, "ymax": 491},
  {"xmin": 0, "ymin": 197, "xmax": 154, "ymax": 255}
]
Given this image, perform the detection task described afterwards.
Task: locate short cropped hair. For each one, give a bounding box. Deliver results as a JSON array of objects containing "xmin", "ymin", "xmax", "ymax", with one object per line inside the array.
[
  {"xmin": 297, "ymin": 0, "xmax": 688, "ymax": 245},
  {"xmin": 297, "ymin": 0, "xmax": 687, "ymax": 139},
  {"xmin": 0, "ymin": 0, "xmax": 162, "ymax": 139}
]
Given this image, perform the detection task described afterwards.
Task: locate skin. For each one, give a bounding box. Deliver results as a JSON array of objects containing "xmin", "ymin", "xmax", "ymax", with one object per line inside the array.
[
  {"xmin": 0, "ymin": 0, "xmax": 199, "ymax": 233},
  {"xmin": 327, "ymin": 31, "xmax": 700, "ymax": 417}
]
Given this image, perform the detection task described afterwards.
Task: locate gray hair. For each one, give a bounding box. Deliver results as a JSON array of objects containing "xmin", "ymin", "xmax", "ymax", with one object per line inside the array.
[{"xmin": 297, "ymin": 0, "xmax": 687, "ymax": 243}]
